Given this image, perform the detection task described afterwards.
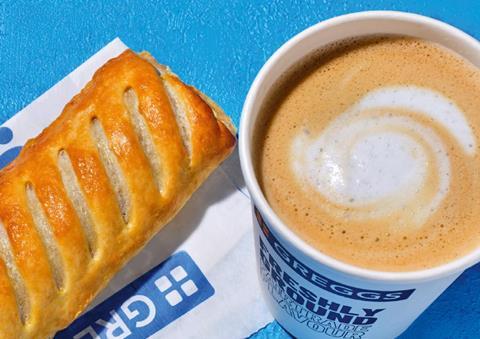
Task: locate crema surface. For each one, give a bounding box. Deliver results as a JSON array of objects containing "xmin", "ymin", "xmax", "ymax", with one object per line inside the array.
[{"xmin": 257, "ymin": 36, "xmax": 480, "ymax": 271}]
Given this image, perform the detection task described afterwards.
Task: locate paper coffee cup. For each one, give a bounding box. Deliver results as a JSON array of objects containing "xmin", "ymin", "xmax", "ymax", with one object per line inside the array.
[{"xmin": 239, "ymin": 11, "xmax": 480, "ymax": 339}]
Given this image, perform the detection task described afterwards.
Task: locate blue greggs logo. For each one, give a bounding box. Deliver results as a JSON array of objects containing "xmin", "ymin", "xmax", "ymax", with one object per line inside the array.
[
  {"xmin": 254, "ymin": 207, "xmax": 415, "ymax": 302},
  {"xmin": 56, "ymin": 251, "xmax": 214, "ymax": 339}
]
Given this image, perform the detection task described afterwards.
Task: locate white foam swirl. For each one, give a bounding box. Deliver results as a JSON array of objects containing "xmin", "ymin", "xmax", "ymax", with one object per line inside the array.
[{"xmin": 292, "ymin": 86, "xmax": 475, "ymax": 228}]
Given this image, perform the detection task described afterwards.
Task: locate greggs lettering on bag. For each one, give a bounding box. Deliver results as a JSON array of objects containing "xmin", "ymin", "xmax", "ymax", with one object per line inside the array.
[{"xmin": 56, "ymin": 252, "xmax": 214, "ymax": 339}]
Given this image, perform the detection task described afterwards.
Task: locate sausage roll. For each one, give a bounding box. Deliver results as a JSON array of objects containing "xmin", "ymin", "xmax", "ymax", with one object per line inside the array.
[{"xmin": 0, "ymin": 50, "xmax": 236, "ymax": 338}]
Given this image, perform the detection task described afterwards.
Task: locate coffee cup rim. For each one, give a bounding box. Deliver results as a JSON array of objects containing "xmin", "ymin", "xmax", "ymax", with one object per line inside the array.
[{"xmin": 239, "ymin": 10, "xmax": 480, "ymax": 283}]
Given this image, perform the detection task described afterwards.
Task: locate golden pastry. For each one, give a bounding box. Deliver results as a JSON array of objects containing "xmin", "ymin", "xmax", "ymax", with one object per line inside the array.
[{"xmin": 0, "ymin": 50, "xmax": 236, "ymax": 338}]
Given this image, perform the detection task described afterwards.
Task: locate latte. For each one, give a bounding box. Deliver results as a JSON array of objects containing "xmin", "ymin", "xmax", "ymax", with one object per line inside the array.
[{"xmin": 256, "ymin": 36, "xmax": 480, "ymax": 271}]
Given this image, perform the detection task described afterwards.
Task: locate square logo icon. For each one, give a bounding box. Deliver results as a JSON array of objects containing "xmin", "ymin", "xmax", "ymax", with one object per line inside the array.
[{"xmin": 56, "ymin": 251, "xmax": 215, "ymax": 339}]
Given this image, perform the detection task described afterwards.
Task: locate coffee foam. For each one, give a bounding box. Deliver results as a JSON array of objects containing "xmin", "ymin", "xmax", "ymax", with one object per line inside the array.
[
  {"xmin": 292, "ymin": 86, "xmax": 473, "ymax": 228},
  {"xmin": 257, "ymin": 36, "xmax": 480, "ymax": 271}
]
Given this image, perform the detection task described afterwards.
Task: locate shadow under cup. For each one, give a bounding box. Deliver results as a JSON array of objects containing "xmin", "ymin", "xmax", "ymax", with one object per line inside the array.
[{"xmin": 239, "ymin": 11, "xmax": 480, "ymax": 339}]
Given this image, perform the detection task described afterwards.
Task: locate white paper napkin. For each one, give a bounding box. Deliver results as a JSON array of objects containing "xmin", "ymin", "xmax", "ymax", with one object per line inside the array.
[{"xmin": 0, "ymin": 38, "xmax": 272, "ymax": 339}]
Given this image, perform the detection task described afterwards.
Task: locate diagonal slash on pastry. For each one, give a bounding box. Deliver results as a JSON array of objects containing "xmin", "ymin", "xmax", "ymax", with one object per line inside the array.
[{"xmin": 0, "ymin": 50, "xmax": 236, "ymax": 338}]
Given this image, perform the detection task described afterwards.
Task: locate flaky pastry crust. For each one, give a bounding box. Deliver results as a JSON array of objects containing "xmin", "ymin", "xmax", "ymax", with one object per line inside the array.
[{"xmin": 0, "ymin": 50, "xmax": 236, "ymax": 338}]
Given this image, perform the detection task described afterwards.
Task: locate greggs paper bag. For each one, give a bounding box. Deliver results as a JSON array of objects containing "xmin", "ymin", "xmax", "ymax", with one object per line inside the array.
[{"xmin": 0, "ymin": 38, "xmax": 272, "ymax": 339}]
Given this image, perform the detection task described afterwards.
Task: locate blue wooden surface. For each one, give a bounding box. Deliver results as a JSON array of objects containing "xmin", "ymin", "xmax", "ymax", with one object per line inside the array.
[{"xmin": 1, "ymin": 1, "xmax": 479, "ymax": 338}]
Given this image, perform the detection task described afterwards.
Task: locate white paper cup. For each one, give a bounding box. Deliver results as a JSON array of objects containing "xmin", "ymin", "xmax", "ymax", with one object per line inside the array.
[{"xmin": 239, "ymin": 11, "xmax": 480, "ymax": 339}]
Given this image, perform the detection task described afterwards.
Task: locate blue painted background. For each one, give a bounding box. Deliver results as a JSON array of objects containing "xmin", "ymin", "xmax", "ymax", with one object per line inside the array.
[{"xmin": 1, "ymin": 1, "xmax": 479, "ymax": 338}]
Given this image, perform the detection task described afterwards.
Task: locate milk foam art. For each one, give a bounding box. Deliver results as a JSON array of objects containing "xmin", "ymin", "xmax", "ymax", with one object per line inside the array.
[{"xmin": 292, "ymin": 85, "xmax": 476, "ymax": 228}]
